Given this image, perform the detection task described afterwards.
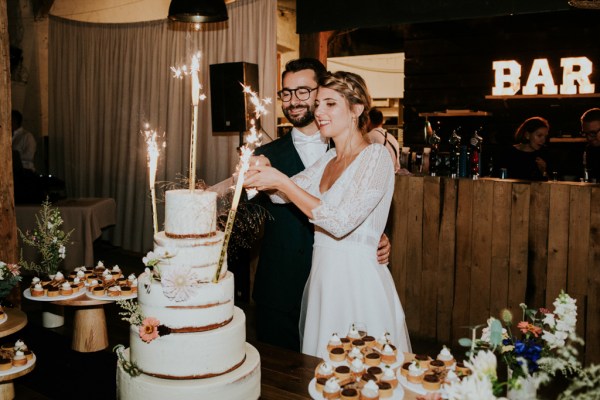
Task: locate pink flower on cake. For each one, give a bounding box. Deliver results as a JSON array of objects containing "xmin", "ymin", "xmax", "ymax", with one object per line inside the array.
[
  {"xmin": 139, "ymin": 317, "xmax": 160, "ymax": 343},
  {"xmin": 161, "ymin": 267, "xmax": 201, "ymax": 302}
]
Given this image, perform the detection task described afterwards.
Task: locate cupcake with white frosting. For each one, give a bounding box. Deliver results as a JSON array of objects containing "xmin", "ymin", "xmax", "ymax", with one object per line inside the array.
[
  {"xmin": 350, "ymin": 357, "xmax": 365, "ymax": 380},
  {"xmin": 346, "ymin": 346, "xmax": 363, "ymax": 362},
  {"xmin": 380, "ymin": 364, "xmax": 398, "ymax": 388},
  {"xmin": 437, "ymin": 345, "xmax": 455, "ymax": 366},
  {"xmin": 360, "ymin": 380, "xmax": 379, "ymax": 400},
  {"xmin": 59, "ymin": 281, "xmax": 73, "ymax": 296},
  {"xmin": 31, "ymin": 283, "xmax": 45, "ymax": 297},
  {"xmin": 315, "ymin": 361, "xmax": 334, "ymax": 379},
  {"xmin": 380, "ymin": 344, "xmax": 397, "ymax": 364},
  {"xmin": 407, "ymin": 361, "xmax": 425, "ymax": 384},
  {"xmin": 327, "ymin": 333, "xmax": 343, "ymax": 351},
  {"xmin": 322, "ymin": 377, "xmax": 341, "ymax": 400},
  {"xmin": 12, "ymin": 350, "xmax": 27, "ymax": 366}
]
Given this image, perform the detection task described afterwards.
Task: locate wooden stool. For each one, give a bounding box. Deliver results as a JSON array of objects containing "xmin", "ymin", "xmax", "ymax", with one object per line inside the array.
[{"xmin": 53, "ymin": 296, "xmax": 111, "ymax": 352}]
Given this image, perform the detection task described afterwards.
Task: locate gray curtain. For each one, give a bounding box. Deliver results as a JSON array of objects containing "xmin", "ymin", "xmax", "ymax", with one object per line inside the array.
[{"xmin": 48, "ymin": 0, "xmax": 277, "ymax": 254}]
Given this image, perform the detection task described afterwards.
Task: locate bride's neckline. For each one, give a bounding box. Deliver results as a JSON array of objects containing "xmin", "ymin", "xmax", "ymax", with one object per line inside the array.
[{"xmin": 319, "ymin": 144, "xmax": 373, "ymax": 195}]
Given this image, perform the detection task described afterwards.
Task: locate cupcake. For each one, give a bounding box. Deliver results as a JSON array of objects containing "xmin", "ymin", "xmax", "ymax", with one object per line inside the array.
[
  {"xmin": 340, "ymin": 387, "xmax": 359, "ymax": 400},
  {"xmin": 0, "ymin": 343, "xmax": 13, "ymax": 352},
  {"xmin": 376, "ymin": 381, "xmax": 393, "ymax": 398},
  {"xmin": 444, "ymin": 369, "xmax": 461, "ymax": 386},
  {"xmin": 14, "ymin": 340, "xmax": 27, "ymax": 352},
  {"xmin": 12, "ymin": 350, "xmax": 27, "ymax": 366},
  {"xmin": 340, "ymin": 337, "xmax": 352, "ymax": 351},
  {"xmin": 380, "ymin": 365, "xmax": 398, "ymax": 389},
  {"xmin": 359, "ymin": 373, "xmax": 378, "ymax": 388},
  {"xmin": 350, "ymin": 358, "xmax": 365, "ymax": 380},
  {"xmin": 423, "ymin": 373, "xmax": 442, "ymax": 391},
  {"xmin": 116, "ymin": 277, "xmax": 128, "ymax": 286},
  {"xmin": 380, "ymin": 344, "xmax": 396, "ymax": 364},
  {"xmin": 120, "ymin": 286, "xmax": 132, "ymax": 296},
  {"xmin": 76, "ymin": 270, "xmax": 86, "ymax": 280},
  {"xmin": 323, "ymin": 377, "xmax": 341, "ymax": 400},
  {"xmin": 73, "ymin": 277, "xmax": 84, "ymax": 289},
  {"xmin": 375, "ymin": 332, "xmax": 390, "ymax": 350},
  {"xmin": 31, "ymin": 283, "xmax": 45, "ymax": 297},
  {"xmin": 111, "ymin": 265, "xmax": 122, "ymax": 278},
  {"xmin": 315, "ymin": 377, "xmax": 328, "ymax": 393},
  {"xmin": 362, "ymin": 335, "xmax": 376, "ymax": 348},
  {"xmin": 127, "ymin": 273, "xmax": 137, "ymax": 283},
  {"xmin": 346, "ymin": 324, "xmax": 362, "ymax": 341},
  {"xmin": 47, "ymin": 286, "xmax": 59, "ymax": 297},
  {"xmin": 327, "ymin": 333, "xmax": 344, "ymax": 352},
  {"xmin": 414, "ymin": 354, "xmax": 432, "ymax": 369},
  {"xmin": 364, "ymin": 351, "xmax": 381, "ymax": 367},
  {"xmin": 429, "ymin": 359, "xmax": 446, "ymax": 373},
  {"xmin": 455, "ymin": 361, "xmax": 471, "ymax": 377},
  {"xmin": 366, "ymin": 366, "xmax": 383, "ymax": 380},
  {"xmin": 437, "ymin": 346, "xmax": 455, "ymax": 366},
  {"xmin": 360, "ymin": 380, "xmax": 379, "ymax": 400},
  {"xmin": 407, "ymin": 361, "xmax": 425, "ymax": 384},
  {"xmin": 70, "ymin": 283, "xmax": 80, "ymax": 293},
  {"xmin": 334, "ymin": 365, "xmax": 351, "ymax": 381},
  {"xmin": 30, "ymin": 277, "xmax": 41, "ymax": 287},
  {"xmin": 107, "ymin": 286, "xmax": 121, "ymax": 297},
  {"xmin": 87, "ymin": 279, "xmax": 100, "ymax": 292},
  {"xmin": 315, "ymin": 362, "xmax": 334, "ymax": 380},
  {"xmin": 351, "ymin": 339, "xmax": 366, "ymax": 351},
  {"xmin": 59, "ymin": 282, "xmax": 73, "ymax": 296},
  {"xmin": 329, "ymin": 347, "xmax": 346, "ymax": 362},
  {"xmin": 24, "ymin": 350, "xmax": 33, "ymax": 361},
  {"xmin": 54, "ymin": 271, "xmax": 65, "ymax": 282},
  {"xmin": 92, "ymin": 286, "xmax": 105, "ymax": 296},
  {"xmin": 346, "ymin": 346, "xmax": 364, "ymax": 362}
]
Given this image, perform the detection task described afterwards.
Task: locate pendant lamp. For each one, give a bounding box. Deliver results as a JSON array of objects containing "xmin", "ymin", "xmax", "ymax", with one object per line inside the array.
[{"xmin": 168, "ymin": 0, "xmax": 228, "ymax": 23}]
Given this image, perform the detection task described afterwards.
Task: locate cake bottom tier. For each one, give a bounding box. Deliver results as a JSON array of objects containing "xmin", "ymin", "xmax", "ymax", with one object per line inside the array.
[{"xmin": 117, "ymin": 344, "xmax": 261, "ymax": 400}]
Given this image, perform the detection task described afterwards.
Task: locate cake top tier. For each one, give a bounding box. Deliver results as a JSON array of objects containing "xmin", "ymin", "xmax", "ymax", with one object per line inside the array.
[{"xmin": 164, "ymin": 189, "xmax": 218, "ymax": 238}]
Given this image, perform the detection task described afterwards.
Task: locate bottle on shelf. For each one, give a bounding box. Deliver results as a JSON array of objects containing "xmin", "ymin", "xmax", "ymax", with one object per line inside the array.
[{"xmin": 449, "ymin": 129, "xmax": 462, "ymax": 178}]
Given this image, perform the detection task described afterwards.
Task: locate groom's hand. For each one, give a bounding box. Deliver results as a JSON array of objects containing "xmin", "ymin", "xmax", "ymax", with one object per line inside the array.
[{"xmin": 377, "ymin": 233, "xmax": 391, "ymax": 265}]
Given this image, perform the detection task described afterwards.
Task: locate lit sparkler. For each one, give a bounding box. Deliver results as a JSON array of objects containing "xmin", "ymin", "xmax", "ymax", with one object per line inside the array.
[
  {"xmin": 171, "ymin": 52, "xmax": 206, "ymax": 190},
  {"xmin": 143, "ymin": 124, "xmax": 164, "ymax": 234},
  {"xmin": 213, "ymin": 85, "xmax": 270, "ymax": 282}
]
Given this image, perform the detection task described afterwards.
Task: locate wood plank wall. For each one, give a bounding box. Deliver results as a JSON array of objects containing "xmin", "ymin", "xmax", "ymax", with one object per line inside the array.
[
  {"xmin": 402, "ymin": 11, "xmax": 600, "ymax": 162},
  {"xmin": 390, "ymin": 175, "xmax": 600, "ymax": 365}
]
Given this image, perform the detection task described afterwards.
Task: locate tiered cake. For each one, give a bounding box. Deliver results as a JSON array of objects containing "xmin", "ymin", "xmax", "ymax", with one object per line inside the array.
[{"xmin": 117, "ymin": 189, "xmax": 261, "ymax": 399}]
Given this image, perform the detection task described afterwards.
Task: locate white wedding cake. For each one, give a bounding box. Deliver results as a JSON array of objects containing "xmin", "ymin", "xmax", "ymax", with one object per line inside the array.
[{"xmin": 117, "ymin": 189, "xmax": 261, "ymax": 399}]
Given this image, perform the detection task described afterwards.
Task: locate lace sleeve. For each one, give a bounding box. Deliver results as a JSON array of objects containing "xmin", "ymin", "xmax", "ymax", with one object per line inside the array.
[
  {"xmin": 268, "ymin": 151, "xmax": 333, "ymax": 204},
  {"xmin": 310, "ymin": 145, "xmax": 394, "ymax": 237}
]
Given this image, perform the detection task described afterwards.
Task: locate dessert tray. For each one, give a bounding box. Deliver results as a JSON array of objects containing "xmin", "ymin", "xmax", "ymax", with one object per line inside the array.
[
  {"xmin": 0, "ymin": 353, "xmax": 36, "ymax": 377},
  {"xmin": 86, "ymin": 291, "xmax": 137, "ymax": 301},
  {"xmin": 23, "ymin": 288, "xmax": 86, "ymax": 302},
  {"xmin": 309, "ymin": 377, "xmax": 404, "ymax": 400}
]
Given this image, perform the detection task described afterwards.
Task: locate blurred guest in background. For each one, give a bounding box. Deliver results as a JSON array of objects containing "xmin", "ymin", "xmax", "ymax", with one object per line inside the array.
[
  {"xmin": 580, "ymin": 108, "xmax": 600, "ymax": 182},
  {"xmin": 11, "ymin": 110, "xmax": 36, "ymax": 172},
  {"xmin": 500, "ymin": 116, "xmax": 550, "ymax": 181},
  {"xmin": 365, "ymin": 108, "xmax": 400, "ymax": 173}
]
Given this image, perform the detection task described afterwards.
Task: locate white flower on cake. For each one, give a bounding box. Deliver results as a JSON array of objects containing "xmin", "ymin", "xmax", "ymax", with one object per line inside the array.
[{"xmin": 161, "ymin": 266, "xmax": 202, "ymax": 302}]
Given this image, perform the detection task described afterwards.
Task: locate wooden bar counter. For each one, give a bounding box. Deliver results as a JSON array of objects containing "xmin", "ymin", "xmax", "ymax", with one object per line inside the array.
[{"xmin": 390, "ymin": 175, "xmax": 600, "ymax": 365}]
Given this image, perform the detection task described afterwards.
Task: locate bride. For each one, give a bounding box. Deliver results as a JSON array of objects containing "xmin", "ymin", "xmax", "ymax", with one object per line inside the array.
[{"xmin": 244, "ymin": 71, "xmax": 411, "ymax": 357}]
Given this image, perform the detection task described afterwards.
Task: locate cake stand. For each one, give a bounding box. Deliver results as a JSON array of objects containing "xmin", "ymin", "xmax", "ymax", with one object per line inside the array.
[
  {"xmin": 0, "ymin": 308, "xmax": 35, "ymax": 400},
  {"xmin": 51, "ymin": 295, "xmax": 111, "ymax": 352}
]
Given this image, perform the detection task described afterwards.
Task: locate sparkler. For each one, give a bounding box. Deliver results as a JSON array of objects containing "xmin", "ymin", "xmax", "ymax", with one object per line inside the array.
[
  {"xmin": 143, "ymin": 125, "xmax": 164, "ymax": 234},
  {"xmin": 171, "ymin": 52, "xmax": 206, "ymax": 190},
  {"xmin": 213, "ymin": 86, "xmax": 271, "ymax": 283}
]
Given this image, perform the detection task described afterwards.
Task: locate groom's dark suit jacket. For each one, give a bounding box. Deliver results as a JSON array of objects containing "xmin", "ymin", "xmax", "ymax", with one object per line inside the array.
[{"xmin": 252, "ymin": 132, "xmax": 314, "ymax": 313}]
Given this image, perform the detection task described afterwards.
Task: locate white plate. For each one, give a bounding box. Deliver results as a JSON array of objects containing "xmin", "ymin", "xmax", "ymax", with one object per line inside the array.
[
  {"xmin": 0, "ymin": 353, "xmax": 36, "ymax": 377},
  {"xmin": 23, "ymin": 288, "xmax": 86, "ymax": 302},
  {"xmin": 86, "ymin": 291, "xmax": 137, "ymax": 301},
  {"xmin": 308, "ymin": 377, "xmax": 404, "ymax": 400}
]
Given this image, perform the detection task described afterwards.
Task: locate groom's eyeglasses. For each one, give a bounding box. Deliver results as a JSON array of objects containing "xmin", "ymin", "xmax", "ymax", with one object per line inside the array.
[{"xmin": 277, "ymin": 87, "xmax": 318, "ymax": 102}]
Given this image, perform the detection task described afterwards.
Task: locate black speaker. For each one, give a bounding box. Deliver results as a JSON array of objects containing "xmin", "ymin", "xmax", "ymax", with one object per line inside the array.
[{"xmin": 209, "ymin": 62, "xmax": 259, "ymax": 132}]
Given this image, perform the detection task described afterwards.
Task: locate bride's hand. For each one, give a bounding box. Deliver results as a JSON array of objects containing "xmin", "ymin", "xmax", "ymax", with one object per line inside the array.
[
  {"xmin": 244, "ymin": 165, "xmax": 286, "ymax": 192},
  {"xmin": 250, "ymin": 155, "xmax": 270, "ymax": 167}
]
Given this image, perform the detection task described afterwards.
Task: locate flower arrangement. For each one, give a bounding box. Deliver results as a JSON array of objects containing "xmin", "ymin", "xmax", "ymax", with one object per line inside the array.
[
  {"xmin": 0, "ymin": 261, "xmax": 22, "ymax": 300},
  {"xmin": 451, "ymin": 290, "xmax": 587, "ymax": 399},
  {"xmin": 19, "ymin": 199, "xmax": 73, "ymax": 276}
]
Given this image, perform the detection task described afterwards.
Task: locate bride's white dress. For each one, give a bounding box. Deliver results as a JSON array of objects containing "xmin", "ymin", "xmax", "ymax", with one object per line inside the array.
[{"xmin": 270, "ymin": 144, "xmax": 411, "ymax": 358}]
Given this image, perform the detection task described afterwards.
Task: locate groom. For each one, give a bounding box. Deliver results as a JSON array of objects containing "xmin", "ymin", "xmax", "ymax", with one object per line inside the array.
[{"xmin": 252, "ymin": 58, "xmax": 391, "ymax": 351}]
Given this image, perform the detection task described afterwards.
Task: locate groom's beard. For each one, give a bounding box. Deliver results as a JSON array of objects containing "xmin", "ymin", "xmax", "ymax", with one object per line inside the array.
[{"xmin": 283, "ymin": 104, "xmax": 315, "ymax": 128}]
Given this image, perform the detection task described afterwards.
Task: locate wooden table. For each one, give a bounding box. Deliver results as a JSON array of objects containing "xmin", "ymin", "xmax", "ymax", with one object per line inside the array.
[
  {"xmin": 254, "ymin": 341, "xmax": 421, "ymax": 400},
  {"xmin": 16, "ymin": 198, "xmax": 117, "ymax": 271},
  {"xmin": 52, "ymin": 295, "xmax": 110, "ymax": 352},
  {"xmin": 0, "ymin": 309, "xmax": 35, "ymax": 400}
]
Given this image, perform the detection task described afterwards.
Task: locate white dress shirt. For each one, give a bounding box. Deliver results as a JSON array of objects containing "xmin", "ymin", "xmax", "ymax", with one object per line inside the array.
[
  {"xmin": 291, "ymin": 128, "xmax": 328, "ymax": 168},
  {"xmin": 12, "ymin": 127, "xmax": 37, "ymax": 171}
]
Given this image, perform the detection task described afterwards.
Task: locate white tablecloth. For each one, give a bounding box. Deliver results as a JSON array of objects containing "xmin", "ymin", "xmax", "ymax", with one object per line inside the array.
[{"xmin": 16, "ymin": 198, "xmax": 116, "ymax": 271}]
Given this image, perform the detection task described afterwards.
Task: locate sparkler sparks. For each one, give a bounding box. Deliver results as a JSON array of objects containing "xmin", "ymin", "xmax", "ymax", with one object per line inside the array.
[{"xmin": 144, "ymin": 124, "xmax": 165, "ymax": 234}]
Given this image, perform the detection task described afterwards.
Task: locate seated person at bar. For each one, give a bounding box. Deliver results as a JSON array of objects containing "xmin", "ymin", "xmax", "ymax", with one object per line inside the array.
[
  {"xmin": 499, "ymin": 116, "xmax": 550, "ymax": 181},
  {"xmin": 581, "ymin": 108, "xmax": 600, "ymax": 182}
]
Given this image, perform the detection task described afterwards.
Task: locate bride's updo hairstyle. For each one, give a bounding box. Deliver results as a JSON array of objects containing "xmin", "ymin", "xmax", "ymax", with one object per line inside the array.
[{"xmin": 319, "ymin": 71, "xmax": 372, "ymax": 132}]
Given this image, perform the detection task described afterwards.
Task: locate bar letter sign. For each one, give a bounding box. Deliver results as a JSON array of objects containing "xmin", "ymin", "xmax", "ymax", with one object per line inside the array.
[{"xmin": 492, "ymin": 57, "xmax": 595, "ymax": 96}]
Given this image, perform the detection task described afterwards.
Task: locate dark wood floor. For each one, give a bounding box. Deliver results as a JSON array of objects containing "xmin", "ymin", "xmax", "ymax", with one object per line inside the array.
[{"xmin": 7, "ymin": 240, "xmax": 462, "ymax": 400}]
